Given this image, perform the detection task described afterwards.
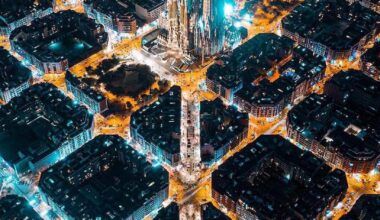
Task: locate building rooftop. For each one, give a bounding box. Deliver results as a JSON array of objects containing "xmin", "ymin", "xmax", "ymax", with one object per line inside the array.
[
  {"xmin": 234, "ymin": 44, "xmax": 325, "ymax": 107},
  {"xmin": 366, "ymin": 0, "xmax": 379, "ymax": 4},
  {"xmin": 282, "ymin": 0, "xmax": 380, "ymax": 51},
  {"xmin": 362, "ymin": 41, "xmax": 380, "ymax": 71},
  {"xmin": 65, "ymin": 71, "xmax": 105, "ymax": 102},
  {"xmin": 10, "ymin": 10, "xmax": 108, "ymax": 64},
  {"xmin": 208, "ymin": 34, "xmax": 325, "ymax": 108},
  {"xmin": 0, "ymin": 0, "xmax": 52, "ymax": 27},
  {"xmin": 131, "ymin": 86, "xmax": 181, "ymax": 154},
  {"xmin": 341, "ymin": 195, "xmax": 380, "ymax": 219},
  {"xmin": 206, "ymin": 64, "xmax": 242, "ymax": 90},
  {"xmin": 85, "ymin": 0, "xmax": 134, "ymax": 17},
  {"xmin": 201, "ymin": 203, "xmax": 230, "ymax": 220},
  {"xmin": 279, "ymin": 45, "xmax": 326, "ymax": 86},
  {"xmin": 39, "ymin": 135, "xmax": 169, "ymax": 219},
  {"xmin": 0, "ymin": 47, "xmax": 32, "ymax": 92},
  {"xmin": 154, "ymin": 202, "xmax": 230, "ymax": 220},
  {"xmin": 207, "ymin": 33, "xmax": 294, "ymax": 87},
  {"xmin": 325, "ymin": 69, "xmax": 380, "ymax": 116},
  {"xmin": 0, "ymin": 83, "xmax": 93, "ymax": 167},
  {"xmin": 287, "ymin": 93, "xmax": 380, "ymax": 162},
  {"xmin": 0, "ymin": 195, "xmax": 41, "ymax": 220},
  {"xmin": 153, "ymin": 202, "xmax": 179, "ymax": 219},
  {"xmin": 227, "ymin": 33, "xmax": 294, "ymax": 78},
  {"xmin": 135, "ymin": 0, "xmax": 166, "ymax": 11},
  {"xmin": 200, "ymin": 98, "xmax": 248, "ymax": 162},
  {"xmin": 235, "ymin": 77, "xmax": 293, "ymax": 106},
  {"xmin": 212, "ymin": 135, "xmax": 347, "ymax": 219},
  {"xmin": 131, "ymin": 88, "xmax": 248, "ymax": 161}
]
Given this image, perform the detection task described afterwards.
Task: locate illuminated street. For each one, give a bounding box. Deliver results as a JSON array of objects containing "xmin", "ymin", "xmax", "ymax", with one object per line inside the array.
[{"xmin": 0, "ymin": 0, "xmax": 379, "ymax": 219}]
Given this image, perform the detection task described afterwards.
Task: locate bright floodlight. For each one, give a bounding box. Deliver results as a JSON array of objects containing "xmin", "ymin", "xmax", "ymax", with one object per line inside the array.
[
  {"xmin": 234, "ymin": 21, "xmax": 242, "ymax": 28},
  {"xmin": 244, "ymin": 14, "xmax": 251, "ymax": 21},
  {"xmin": 224, "ymin": 4, "xmax": 233, "ymax": 16}
]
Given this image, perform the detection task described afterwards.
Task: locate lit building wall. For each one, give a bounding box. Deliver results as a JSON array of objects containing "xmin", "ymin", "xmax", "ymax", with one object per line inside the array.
[
  {"xmin": 286, "ymin": 120, "xmax": 380, "ymax": 173},
  {"xmin": 0, "ymin": 7, "xmax": 53, "ymax": 36},
  {"xmin": 135, "ymin": 1, "xmax": 167, "ymax": 23},
  {"xmin": 0, "ymin": 80, "xmax": 32, "ymax": 103},
  {"xmin": 66, "ymin": 79, "xmax": 108, "ymax": 114},
  {"xmin": 130, "ymin": 128, "xmax": 180, "ymax": 166},
  {"xmin": 280, "ymin": 22, "xmax": 379, "ymax": 61},
  {"xmin": 83, "ymin": 1, "xmax": 137, "ymax": 35}
]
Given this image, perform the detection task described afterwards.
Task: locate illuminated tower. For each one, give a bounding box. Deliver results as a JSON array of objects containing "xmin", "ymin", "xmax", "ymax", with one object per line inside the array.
[
  {"xmin": 168, "ymin": 0, "xmax": 180, "ymax": 49},
  {"xmin": 167, "ymin": 0, "xmax": 225, "ymax": 57},
  {"xmin": 203, "ymin": 0, "xmax": 225, "ymax": 56},
  {"xmin": 167, "ymin": 0, "xmax": 193, "ymax": 54},
  {"xmin": 179, "ymin": 0, "xmax": 192, "ymax": 54},
  {"xmin": 236, "ymin": 0, "xmax": 246, "ymax": 10}
]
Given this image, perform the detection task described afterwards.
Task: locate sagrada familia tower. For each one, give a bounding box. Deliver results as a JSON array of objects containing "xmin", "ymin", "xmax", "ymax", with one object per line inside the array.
[{"xmin": 167, "ymin": 0, "xmax": 226, "ymax": 58}]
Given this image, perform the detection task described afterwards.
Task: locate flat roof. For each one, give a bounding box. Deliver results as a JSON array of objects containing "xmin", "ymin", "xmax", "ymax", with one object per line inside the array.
[
  {"xmin": 235, "ymin": 78, "xmax": 293, "ymax": 105},
  {"xmin": 279, "ymin": 45, "xmax": 326, "ymax": 85},
  {"xmin": 207, "ymin": 33, "xmax": 294, "ymax": 87},
  {"xmin": 325, "ymin": 69, "xmax": 380, "ymax": 115},
  {"xmin": 0, "ymin": 0, "xmax": 51, "ymax": 27},
  {"xmin": 362, "ymin": 41, "xmax": 380, "ymax": 70},
  {"xmin": 39, "ymin": 135, "xmax": 168, "ymax": 219},
  {"xmin": 212, "ymin": 135, "xmax": 347, "ymax": 219},
  {"xmin": 232, "ymin": 43, "xmax": 325, "ymax": 107},
  {"xmin": 0, "ymin": 195, "xmax": 42, "ymax": 220},
  {"xmin": 87, "ymin": 0, "xmax": 134, "ymax": 17},
  {"xmin": 135, "ymin": 0, "xmax": 166, "ymax": 11},
  {"xmin": 200, "ymin": 98, "xmax": 248, "ymax": 162},
  {"xmin": 0, "ymin": 83, "xmax": 93, "ymax": 165},
  {"xmin": 282, "ymin": 0, "xmax": 380, "ymax": 50},
  {"xmin": 287, "ymin": 92, "xmax": 380, "ymax": 162},
  {"xmin": 0, "ymin": 47, "xmax": 32, "ymax": 91},
  {"xmin": 131, "ymin": 86, "xmax": 181, "ymax": 154},
  {"xmin": 65, "ymin": 71, "xmax": 105, "ymax": 102},
  {"xmin": 131, "ymin": 88, "xmax": 249, "ymax": 159},
  {"xmin": 10, "ymin": 10, "xmax": 108, "ymax": 65}
]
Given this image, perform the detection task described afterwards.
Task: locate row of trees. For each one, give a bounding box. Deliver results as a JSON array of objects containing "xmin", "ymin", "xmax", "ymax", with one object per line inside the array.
[{"xmin": 108, "ymin": 79, "xmax": 171, "ymax": 116}]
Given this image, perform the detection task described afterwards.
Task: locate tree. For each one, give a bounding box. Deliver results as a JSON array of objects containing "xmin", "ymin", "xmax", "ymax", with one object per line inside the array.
[
  {"xmin": 85, "ymin": 66, "xmax": 94, "ymax": 75},
  {"xmin": 126, "ymin": 101, "xmax": 132, "ymax": 109}
]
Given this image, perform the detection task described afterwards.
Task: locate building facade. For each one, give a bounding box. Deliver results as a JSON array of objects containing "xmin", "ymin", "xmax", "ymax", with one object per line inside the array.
[
  {"xmin": 212, "ymin": 135, "xmax": 348, "ymax": 220},
  {"xmin": 0, "ymin": 48, "xmax": 33, "ymax": 103},
  {"xmin": 135, "ymin": 0, "xmax": 166, "ymax": 22},
  {"xmin": 10, "ymin": 11, "xmax": 108, "ymax": 75},
  {"xmin": 65, "ymin": 71, "xmax": 108, "ymax": 114},
  {"xmin": 84, "ymin": 0, "xmax": 137, "ymax": 36},
  {"xmin": 39, "ymin": 135, "xmax": 169, "ymax": 220},
  {"xmin": 280, "ymin": 0, "xmax": 380, "ymax": 61},
  {"xmin": 0, "ymin": 83, "xmax": 94, "ymax": 178},
  {"xmin": 287, "ymin": 85, "xmax": 380, "ymax": 174},
  {"xmin": 0, "ymin": 1, "xmax": 53, "ymax": 36}
]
